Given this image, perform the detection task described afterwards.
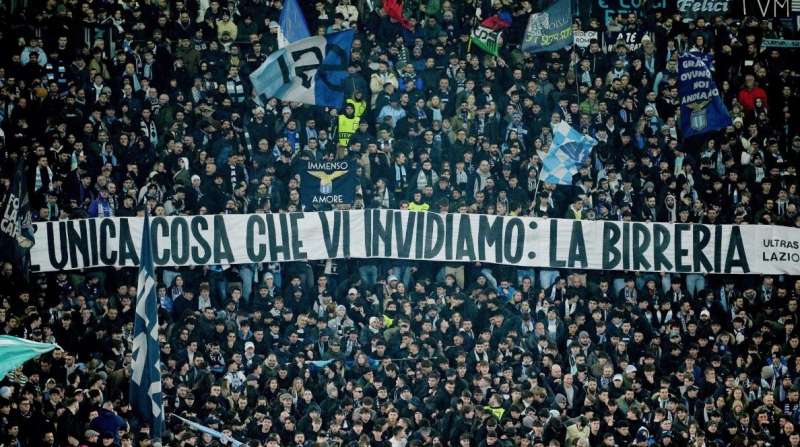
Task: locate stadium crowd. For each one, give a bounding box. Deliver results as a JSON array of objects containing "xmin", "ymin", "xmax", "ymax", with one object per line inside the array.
[{"xmin": 1, "ymin": 0, "xmax": 800, "ymax": 445}]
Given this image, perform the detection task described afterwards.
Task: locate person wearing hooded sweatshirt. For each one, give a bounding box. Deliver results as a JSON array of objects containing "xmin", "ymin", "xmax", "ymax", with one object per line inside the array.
[{"xmin": 660, "ymin": 193, "xmax": 678, "ymax": 222}]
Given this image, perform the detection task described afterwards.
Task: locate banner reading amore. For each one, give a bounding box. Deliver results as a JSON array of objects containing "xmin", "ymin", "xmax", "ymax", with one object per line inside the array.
[{"xmin": 28, "ymin": 210, "xmax": 800, "ymax": 275}]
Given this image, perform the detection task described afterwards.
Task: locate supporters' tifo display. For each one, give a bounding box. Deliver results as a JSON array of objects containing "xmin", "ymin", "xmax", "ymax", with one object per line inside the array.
[{"xmin": 1, "ymin": 0, "xmax": 800, "ymax": 446}]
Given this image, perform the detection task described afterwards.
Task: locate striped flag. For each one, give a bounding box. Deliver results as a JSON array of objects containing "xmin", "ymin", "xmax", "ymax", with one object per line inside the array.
[
  {"xmin": 130, "ymin": 213, "xmax": 163, "ymax": 439},
  {"xmin": 470, "ymin": 25, "xmax": 501, "ymax": 56},
  {"xmin": 0, "ymin": 336, "xmax": 58, "ymax": 380},
  {"xmin": 540, "ymin": 121, "xmax": 597, "ymax": 185}
]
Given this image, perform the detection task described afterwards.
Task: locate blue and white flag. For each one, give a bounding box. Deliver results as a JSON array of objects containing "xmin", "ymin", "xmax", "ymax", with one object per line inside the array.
[
  {"xmin": 521, "ymin": 0, "xmax": 573, "ymax": 53},
  {"xmin": 0, "ymin": 336, "xmax": 58, "ymax": 380},
  {"xmin": 249, "ymin": 30, "xmax": 355, "ymax": 108},
  {"xmin": 172, "ymin": 414, "xmax": 244, "ymax": 447},
  {"xmin": 678, "ymin": 52, "xmax": 732, "ymax": 138},
  {"xmin": 540, "ymin": 121, "xmax": 597, "ymax": 185},
  {"xmin": 130, "ymin": 214, "xmax": 163, "ymax": 439},
  {"xmin": 278, "ymin": 0, "xmax": 310, "ymax": 48}
]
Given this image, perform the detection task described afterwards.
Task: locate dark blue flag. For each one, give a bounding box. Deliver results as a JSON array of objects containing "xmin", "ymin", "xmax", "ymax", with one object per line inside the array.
[
  {"xmin": 0, "ymin": 159, "xmax": 34, "ymax": 278},
  {"xmin": 130, "ymin": 214, "xmax": 163, "ymax": 439},
  {"xmin": 521, "ymin": 0, "xmax": 573, "ymax": 53},
  {"xmin": 300, "ymin": 159, "xmax": 358, "ymax": 208},
  {"xmin": 678, "ymin": 52, "xmax": 732, "ymax": 138}
]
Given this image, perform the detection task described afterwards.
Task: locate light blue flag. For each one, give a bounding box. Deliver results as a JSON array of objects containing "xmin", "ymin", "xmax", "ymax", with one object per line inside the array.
[
  {"xmin": 130, "ymin": 214, "xmax": 163, "ymax": 439},
  {"xmin": 249, "ymin": 30, "xmax": 355, "ymax": 108},
  {"xmin": 172, "ymin": 414, "xmax": 244, "ymax": 447},
  {"xmin": 279, "ymin": 0, "xmax": 310, "ymax": 48},
  {"xmin": 540, "ymin": 121, "xmax": 597, "ymax": 185},
  {"xmin": 307, "ymin": 359, "xmax": 335, "ymax": 368},
  {"xmin": 0, "ymin": 336, "xmax": 58, "ymax": 380}
]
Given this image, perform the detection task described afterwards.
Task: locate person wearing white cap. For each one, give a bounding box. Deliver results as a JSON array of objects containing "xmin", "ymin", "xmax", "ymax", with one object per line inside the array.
[{"xmin": 327, "ymin": 304, "xmax": 354, "ymax": 334}]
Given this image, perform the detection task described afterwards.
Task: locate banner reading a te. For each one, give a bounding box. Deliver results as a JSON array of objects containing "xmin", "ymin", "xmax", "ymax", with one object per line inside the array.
[{"xmin": 27, "ymin": 210, "xmax": 800, "ymax": 274}]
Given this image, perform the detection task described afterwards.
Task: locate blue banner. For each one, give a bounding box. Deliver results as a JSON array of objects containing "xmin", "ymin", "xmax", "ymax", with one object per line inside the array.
[
  {"xmin": 678, "ymin": 52, "xmax": 732, "ymax": 138},
  {"xmin": 249, "ymin": 30, "xmax": 355, "ymax": 108},
  {"xmin": 300, "ymin": 159, "xmax": 358, "ymax": 208},
  {"xmin": 522, "ymin": 0, "xmax": 573, "ymax": 53}
]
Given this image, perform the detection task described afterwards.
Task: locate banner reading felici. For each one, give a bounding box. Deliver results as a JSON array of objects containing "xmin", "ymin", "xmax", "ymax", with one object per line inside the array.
[
  {"xmin": 678, "ymin": 0, "xmax": 730, "ymax": 20},
  {"xmin": 28, "ymin": 211, "xmax": 800, "ymax": 275}
]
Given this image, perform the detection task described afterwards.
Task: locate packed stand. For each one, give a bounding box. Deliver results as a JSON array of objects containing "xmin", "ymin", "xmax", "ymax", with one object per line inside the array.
[{"xmin": 0, "ymin": 0, "xmax": 799, "ymax": 445}]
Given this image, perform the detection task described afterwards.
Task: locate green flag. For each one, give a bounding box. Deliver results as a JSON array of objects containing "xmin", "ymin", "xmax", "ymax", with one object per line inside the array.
[
  {"xmin": 471, "ymin": 26, "xmax": 501, "ymax": 56},
  {"xmin": 0, "ymin": 336, "xmax": 58, "ymax": 380},
  {"xmin": 425, "ymin": 0, "xmax": 440, "ymax": 15}
]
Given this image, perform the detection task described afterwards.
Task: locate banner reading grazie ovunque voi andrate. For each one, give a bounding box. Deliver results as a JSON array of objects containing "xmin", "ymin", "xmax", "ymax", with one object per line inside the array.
[{"xmin": 27, "ymin": 210, "xmax": 800, "ymax": 274}]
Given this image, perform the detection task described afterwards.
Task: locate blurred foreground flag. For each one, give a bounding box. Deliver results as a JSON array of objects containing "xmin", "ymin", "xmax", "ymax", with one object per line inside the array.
[{"xmin": 0, "ymin": 336, "xmax": 58, "ymax": 380}]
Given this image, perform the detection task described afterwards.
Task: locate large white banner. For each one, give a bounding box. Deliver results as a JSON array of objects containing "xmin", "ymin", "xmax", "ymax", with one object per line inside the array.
[{"xmin": 28, "ymin": 210, "xmax": 800, "ymax": 274}]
